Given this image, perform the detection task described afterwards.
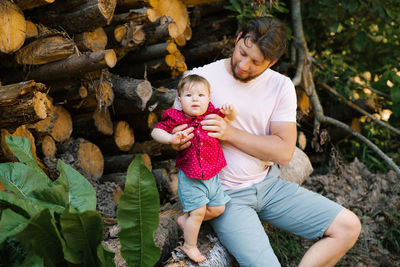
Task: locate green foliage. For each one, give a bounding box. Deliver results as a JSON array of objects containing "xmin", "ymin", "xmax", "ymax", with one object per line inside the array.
[
  {"xmin": 117, "ymin": 155, "xmax": 160, "ymax": 267},
  {"xmin": 225, "ymin": 0, "xmax": 288, "ymax": 25},
  {"xmin": 0, "ymin": 136, "xmax": 113, "ymax": 267}
]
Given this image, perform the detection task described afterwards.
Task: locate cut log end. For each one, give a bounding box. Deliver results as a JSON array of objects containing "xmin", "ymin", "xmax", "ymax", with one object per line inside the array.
[
  {"xmin": 51, "ymin": 106, "xmax": 73, "ymax": 142},
  {"xmin": 33, "ymin": 91, "xmax": 53, "ymax": 119},
  {"xmin": 42, "ymin": 135, "xmax": 56, "ymax": 158},
  {"xmin": 148, "ymin": 112, "xmax": 158, "ymax": 130},
  {"xmin": 93, "ymin": 108, "xmax": 114, "ymax": 135},
  {"xmin": 77, "ymin": 139, "xmax": 104, "ymax": 180},
  {"xmin": 114, "ymin": 121, "xmax": 134, "ymax": 151},
  {"xmin": 0, "ymin": 0, "xmax": 26, "ymax": 54},
  {"xmin": 104, "ymin": 49, "xmax": 117, "ymax": 68}
]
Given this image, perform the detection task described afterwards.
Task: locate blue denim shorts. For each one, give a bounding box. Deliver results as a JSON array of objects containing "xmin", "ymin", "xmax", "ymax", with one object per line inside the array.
[
  {"xmin": 178, "ymin": 170, "xmax": 231, "ymax": 212},
  {"xmin": 210, "ymin": 165, "xmax": 344, "ymax": 266}
]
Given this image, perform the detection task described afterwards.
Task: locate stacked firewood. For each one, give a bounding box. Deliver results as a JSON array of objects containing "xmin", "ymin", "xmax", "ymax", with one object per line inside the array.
[{"xmin": 0, "ymin": 0, "xmax": 235, "ymax": 181}]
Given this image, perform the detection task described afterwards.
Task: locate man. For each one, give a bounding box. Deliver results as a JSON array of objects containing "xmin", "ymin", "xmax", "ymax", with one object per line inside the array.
[{"xmin": 172, "ymin": 17, "xmax": 361, "ymax": 266}]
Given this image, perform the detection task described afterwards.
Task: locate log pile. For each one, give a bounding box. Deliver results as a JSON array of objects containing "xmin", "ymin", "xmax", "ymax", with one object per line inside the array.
[{"xmin": 0, "ymin": 0, "xmax": 239, "ymax": 264}]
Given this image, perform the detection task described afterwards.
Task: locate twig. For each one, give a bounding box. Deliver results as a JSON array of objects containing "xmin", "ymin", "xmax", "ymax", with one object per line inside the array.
[
  {"xmin": 318, "ymin": 81, "xmax": 400, "ymax": 135},
  {"xmin": 290, "ymin": 0, "xmax": 400, "ymax": 176}
]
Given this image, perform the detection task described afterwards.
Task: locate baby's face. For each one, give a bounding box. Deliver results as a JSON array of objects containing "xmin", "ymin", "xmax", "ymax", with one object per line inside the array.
[{"xmin": 178, "ymin": 83, "xmax": 210, "ymax": 116}]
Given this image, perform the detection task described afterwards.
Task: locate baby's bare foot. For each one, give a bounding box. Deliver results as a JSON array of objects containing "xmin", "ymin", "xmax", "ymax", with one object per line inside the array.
[
  {"xmin": 177, "ymin": 213, "xmax": 188, "ymax": 231},
  {"xmin": 181, "ymin": 244, "xmax": 206, "ymax": 263}
]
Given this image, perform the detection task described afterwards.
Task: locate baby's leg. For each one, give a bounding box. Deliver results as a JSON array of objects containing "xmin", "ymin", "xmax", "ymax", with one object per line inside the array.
[
  {"xmin": 181, "ymin": 205, "xmax": 207, "ymax": 263},
  {"xmin": 204, "ymin": 205, "xmax": 226, "ymax": 221}
]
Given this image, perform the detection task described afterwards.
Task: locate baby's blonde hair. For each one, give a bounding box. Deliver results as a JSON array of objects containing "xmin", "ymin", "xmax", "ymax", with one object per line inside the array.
[{"xmin": 177, "ymin": 74, "xmax": 210, "ymax": 96}]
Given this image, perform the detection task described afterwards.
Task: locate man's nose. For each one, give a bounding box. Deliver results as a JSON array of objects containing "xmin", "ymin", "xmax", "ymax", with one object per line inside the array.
[{"xmin": 238, "ymin": 57, "xmax": 250, "ymax": 71}]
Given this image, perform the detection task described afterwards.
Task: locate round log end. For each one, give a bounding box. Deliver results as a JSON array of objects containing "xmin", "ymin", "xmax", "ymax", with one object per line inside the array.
[
  {"xmin": 93, "ymin": 108, "xmax": 113, "ymax": 135},
  {"xmin": 114, "ymin": 121, "xmax": 134, "ymax": 152},
  {"xmin": 168, "ymin": 22, "xmax": 179, "ymax": 38},
  {"xmin": 0, "ymin": 1, "xmax": 26, "ymax": 54},
  {"xmin": 147, "ymin": 112, "xmax": 158, "ymax": 130},
  {"xmin": 79, "ymin": 85, "xmax": 88, "ymax": 98},
  {"xmin": 149, "ymin": 0, "xmax": 160, "ymax": 8},
  {"xmin": 142, "ymin": 153, "xmax": 152, "ymax": 170},
  {"xmin": 114, "ymin": 25, "xmax": 127, "ymax": 43},
  {"xmin": 33, "ymin": 91, "xmax": 53, "ymax": 119},
  {"xmin": 25, "ymin": 20, "xmax": 38, "ymax": 39},
  {"xmin": 146, "ymin": 8, "xmax": 159, "ymax": 22},
  {"xmin": 77, "ymin": 140, "xmax": 104, "ymax": 180},
  {"xmin": 166, "ymin": 42, "xmax": 178, "ymax": 54},
  {"xmin": 165, "ymin": 54, "xmax": 176, "ymax": 67},
  {"xmin": 42, "ymin": 135, "xmax": 56, "ymax": 158},
  {"xmin": 105, "ymin": 49, "xmax": 117, "ymax": 68},
  {"xmin": 51, "ymin": 106, "xmax": 73, "ymax": 142}
]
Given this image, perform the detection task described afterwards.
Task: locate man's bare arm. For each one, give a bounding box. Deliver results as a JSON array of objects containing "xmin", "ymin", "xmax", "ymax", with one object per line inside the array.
[{"xmin": 201, "ymin": 114, "xmax": 296, "ymax": 165}]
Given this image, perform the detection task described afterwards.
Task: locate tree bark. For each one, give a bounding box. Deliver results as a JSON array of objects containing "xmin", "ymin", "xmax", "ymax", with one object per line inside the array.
[
  {"xmin": 7, "ymin": 50, "xmax": 117, "ymax": 83},
  {"xmin": 111, "ymin": 74, "xmax": 153, "ymax": 110},
  {"xmin": 0, "ymin": 81, "xmax": 53, "ymax": 129},
  {"xmin": 0, "ymin": 0, "xmax": 26, "ymax": 54},
  {"xmin": 31, "ymin": 0, "xmax": 117, "ymax": 33},
  {"xmin": 15, "ymin": 35, "xmax": 76, "ymax": 65}
]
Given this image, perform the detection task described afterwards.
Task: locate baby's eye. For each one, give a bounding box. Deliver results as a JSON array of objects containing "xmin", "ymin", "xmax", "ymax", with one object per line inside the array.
[
  {"xmin": 186, "ymin": 94, "xmax": 192, "ymax": 97},
  {"xmin": 199, "ymin": 94, "xmax": 205, "ymax": 97}
]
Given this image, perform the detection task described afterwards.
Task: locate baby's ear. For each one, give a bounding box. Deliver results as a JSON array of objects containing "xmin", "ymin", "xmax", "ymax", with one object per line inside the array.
[{"xmin": 177, "ymin": 97, "xmax": 182, "ymax": 108}]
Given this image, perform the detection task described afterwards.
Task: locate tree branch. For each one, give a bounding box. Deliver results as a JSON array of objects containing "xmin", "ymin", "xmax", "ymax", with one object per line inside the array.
[
  {"xmin": 290, "ymin": 0, "xmax": 400, "ymax": 176},
  {"xmin": 318, "ymin": 81, "xmax": 400, "ymax": 135}
]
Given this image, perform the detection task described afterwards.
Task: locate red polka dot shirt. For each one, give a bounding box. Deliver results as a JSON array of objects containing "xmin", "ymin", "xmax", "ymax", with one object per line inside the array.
[{"xmin": 155, "ymin": 103, "xmax": 227, "ymax": 180}]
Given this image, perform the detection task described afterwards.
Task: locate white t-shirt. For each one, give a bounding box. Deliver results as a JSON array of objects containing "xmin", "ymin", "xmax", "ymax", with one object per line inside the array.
[{"xmin": 175, "ymin": 59, "xmax": 297, "ymax": 190}]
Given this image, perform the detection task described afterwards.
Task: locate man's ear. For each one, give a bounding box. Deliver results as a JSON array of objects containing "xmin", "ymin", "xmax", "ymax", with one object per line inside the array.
[
  {"xmin": 268, "ymin": 59, "xmax": 278, "ymax": 68},
  {"xmin": 236, "ymin": 32, "xmax": 243, "ymax": 43}
]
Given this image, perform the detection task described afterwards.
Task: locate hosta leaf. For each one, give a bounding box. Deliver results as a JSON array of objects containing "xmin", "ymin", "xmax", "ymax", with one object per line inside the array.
[
  {"xmin": 55, "ymin": 160, "xmax": 96, "ymax": 212},
  {"xmin": 0, "ymin": 191, "xmax": 40, "ymax": 218},
  {"xmin": 0, "ymin": 209, "xmax": 29, "ymax": 244},
  {"xmin": 60, "ymin": 208, "xmax": 104, "ymax": 265},
  {"xmin": 117, "ymin": 155, "xmax": 160, "ymax": 267},
  {"xmin": 0, "ymin": 163, "xmax": 48, "ymax": 198},
  {"xmin": 20, "ymin": 252, "xmax": 44, "ymax": 267},
  {"xmin": 5, "ymin": 136, "xmax": 49, "ymax": 181}
]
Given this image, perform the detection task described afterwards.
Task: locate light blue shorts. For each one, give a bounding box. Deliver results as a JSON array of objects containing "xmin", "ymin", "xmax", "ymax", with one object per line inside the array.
[
  {"xmin": 210, "ymin": 165, "xmax": 344, "ymax": 267},
  {"xmin": 178, "ymin": 170, "xmax": 231, "ymax": 213}
]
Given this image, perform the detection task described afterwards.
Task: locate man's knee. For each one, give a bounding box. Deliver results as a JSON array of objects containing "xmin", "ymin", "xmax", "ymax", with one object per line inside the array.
[{"xmin": 326, "ymin": 208, "xmax": 361, "ymax": 246}]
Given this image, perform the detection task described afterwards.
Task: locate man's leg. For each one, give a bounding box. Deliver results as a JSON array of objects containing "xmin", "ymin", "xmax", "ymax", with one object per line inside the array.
[
  {"xmin": 298, "ymin": 209, "xmax": 361, "ymax": 267},
  {"xmin": 257, "ymin": 166, "xmax": 361, "ymax": 267},
  {"xmin": 210, "ymin": 186, "xmax": 281, "ymax": 267}
]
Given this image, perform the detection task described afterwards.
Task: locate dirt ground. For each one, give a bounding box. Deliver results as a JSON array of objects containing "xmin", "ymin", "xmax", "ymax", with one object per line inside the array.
[
  {"xmin": 298, "ymin": 158, "xmax": 400, "ymax": 267},
  {"xmin": 94, "ymin": 158, "xmax": 400, "ymax": 266}
]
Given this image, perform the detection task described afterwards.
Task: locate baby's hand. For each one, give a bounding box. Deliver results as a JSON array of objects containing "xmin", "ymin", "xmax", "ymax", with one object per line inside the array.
[
  {"xmin": 220, "ymin": 103, "xmax": 236, "ymax": 122},
  {"xmin": 170, "ymin": 127, "xmax": 192, "ymax": 145}
]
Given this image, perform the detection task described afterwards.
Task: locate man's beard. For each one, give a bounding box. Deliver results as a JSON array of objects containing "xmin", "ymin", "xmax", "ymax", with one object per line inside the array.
[{"xmin": 230, "ymin": 58, "xmax": 260, "ymax": 83}]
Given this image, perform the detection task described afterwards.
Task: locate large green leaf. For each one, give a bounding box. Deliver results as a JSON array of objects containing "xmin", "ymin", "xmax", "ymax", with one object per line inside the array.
[
  {"xmin": 5, "ymin": 136, "xmax": 49, "ymax": 181},
  {"xmin": 117, "ymin": 155, "xmax": 160, "ymax": 267},
  {"xmin": 0, "ymin": 209, "xmax": 29, "ymax": 244},
  {"xmin": 0, "ymin": 191, "xmax": 40, "ymax": 218},
  {"xmin": 55, "ymin": 160, "xmax": 96, "ymax": 212},
  {"xmin": 0, "ymin": 163, "xmax": 48, "ymax": 198},
  {"xmin": 28, "ymin": 185, "xmax": 67, "ymax": 213},
  {"xmin": 60, "ymin": 208, "xmax": 104, "ymax": 266},
  {"xmin": 16, "ymin": 209, "xmax": 65, "ymax": 267}
]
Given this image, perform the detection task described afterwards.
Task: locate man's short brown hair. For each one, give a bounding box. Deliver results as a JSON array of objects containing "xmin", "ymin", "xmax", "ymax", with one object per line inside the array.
[{"xmin": 239, "ymin": 17, "xmax": 287, "ymax": 62}]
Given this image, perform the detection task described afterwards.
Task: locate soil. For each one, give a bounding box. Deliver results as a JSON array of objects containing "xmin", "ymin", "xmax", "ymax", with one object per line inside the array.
[{"xmin": 95, "ymin": 158, "xmax": 400, "ymax": 266}]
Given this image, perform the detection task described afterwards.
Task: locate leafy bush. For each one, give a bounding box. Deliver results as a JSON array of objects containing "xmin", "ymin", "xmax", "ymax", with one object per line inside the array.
[{"xmin": 0, "ymin": 136, "xmax": 161, "ymax": 267}]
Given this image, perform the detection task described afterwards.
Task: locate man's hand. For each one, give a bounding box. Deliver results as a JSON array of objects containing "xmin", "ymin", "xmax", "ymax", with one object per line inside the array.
[
  {"xmin": 201, "ymin": 114, "xmax": 232, "ymax": 141},
  {"xmin": 171, "ymin": 124, "xmax": 194, "ymax": 151},
  {"xmin": 220, "ymin": 103, "xmax": 237, "ymax": 122}
]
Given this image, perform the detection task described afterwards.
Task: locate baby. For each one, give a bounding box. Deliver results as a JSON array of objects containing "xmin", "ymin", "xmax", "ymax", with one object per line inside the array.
[{"xmin": 151, "ymin": 74, "xmax": 236, "ymax": 262}]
